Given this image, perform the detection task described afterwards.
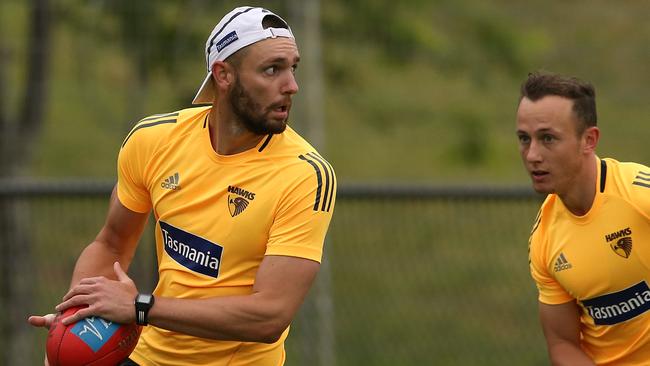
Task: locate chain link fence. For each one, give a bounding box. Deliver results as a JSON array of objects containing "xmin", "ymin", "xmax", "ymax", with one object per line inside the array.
[{"xmin": 0, "ymin": 180, "xmax": 547, "ymax": 365}]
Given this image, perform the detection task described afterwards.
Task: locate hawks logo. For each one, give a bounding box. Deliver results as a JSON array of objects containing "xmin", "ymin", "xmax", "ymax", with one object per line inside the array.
[
  {"xmin": 227, "ymin": 185, "xmax": 256, "ymax": 217},
  {"xmin": 605, "ymin": 227, "xmax": 633, "ymax": 259},
  {"xmin": 611, "ymin": 237, "xmax": 633, "ymax": 258}
]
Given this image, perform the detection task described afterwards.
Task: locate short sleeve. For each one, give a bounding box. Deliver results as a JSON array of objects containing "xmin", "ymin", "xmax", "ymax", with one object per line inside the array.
[
  {"xmin": 265, "ymin": 160, "xmax": 337, "ymax": 263},
  {"xmin": 116, "ymin": 129, "xmax": 152, "ymax": 213},
  {"xmin": 529, "ymin": 233, "xmax": 573, "ymax": 305}
]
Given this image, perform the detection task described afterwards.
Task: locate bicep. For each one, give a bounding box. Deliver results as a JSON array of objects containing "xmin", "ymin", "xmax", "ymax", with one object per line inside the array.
[
  {"xmin": 539, "ymin": 300, "xmax": 582, "ymax": 346},
  {"xmin": 95, "ymin": 185, "xmax": 150, "ymax": 253},
  {"xmin": 252, "ymin": 255, "xmax": 320, "ymax": 321}
]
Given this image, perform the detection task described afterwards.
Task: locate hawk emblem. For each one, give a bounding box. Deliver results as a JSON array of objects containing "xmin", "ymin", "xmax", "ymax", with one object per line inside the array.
[
  {"xmin": 610, "ymin": 236, "xmax": 632, "ymax": 258},
  {"xmin": 228, "ymin": 195, "xmax": 249, "ymax": 217}
]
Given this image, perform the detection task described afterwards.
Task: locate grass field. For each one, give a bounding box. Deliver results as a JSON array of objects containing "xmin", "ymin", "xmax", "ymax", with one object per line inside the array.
[{"xmin": 4, "ymin": 192, "xmax": 548, "ymax": 364}]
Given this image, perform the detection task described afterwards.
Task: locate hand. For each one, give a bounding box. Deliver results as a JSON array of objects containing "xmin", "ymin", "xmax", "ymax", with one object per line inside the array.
[
  {"xmin": 56, "ymin": 262, "xmax": 138, "ymax": 325},
  {"xmin": 27, "ymin": 314, "xmax": 55, "ymax": 366},
  {"xmin": 27, "ymin": 313, "xmax": 56, "ymax": 329}
]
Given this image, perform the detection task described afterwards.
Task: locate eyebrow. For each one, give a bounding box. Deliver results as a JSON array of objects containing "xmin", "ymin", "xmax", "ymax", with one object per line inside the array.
[{"xmin": 262, "ymin": 56, "xmax": 301, "ymax": 65}]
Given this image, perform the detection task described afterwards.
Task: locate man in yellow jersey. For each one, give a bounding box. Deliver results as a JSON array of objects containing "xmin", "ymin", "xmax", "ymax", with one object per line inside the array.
[
  {"xmin": 29, "ymin": 6, "xmax": 336, "ymax": 365},
  {"xmin": 518, "ymin": 71, "xmax": 650, "ymax": 365}
]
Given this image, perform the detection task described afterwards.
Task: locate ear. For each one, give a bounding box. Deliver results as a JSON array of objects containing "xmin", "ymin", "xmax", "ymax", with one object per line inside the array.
[
  {"xmin": 211, "ymin": 61, "xmax": 235, "ymax": 90},
  {"xmin": 582, "ymin": 126, "xmax": 600, "ymax": 154}
]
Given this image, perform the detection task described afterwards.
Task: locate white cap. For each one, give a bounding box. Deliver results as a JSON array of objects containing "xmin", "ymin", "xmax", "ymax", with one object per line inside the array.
[{"xmin": 192, "ymin": 6, "xmax": 294, "ymax": 105}]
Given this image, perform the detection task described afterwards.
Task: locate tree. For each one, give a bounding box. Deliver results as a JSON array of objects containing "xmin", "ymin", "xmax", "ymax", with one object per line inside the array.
[{"xmin": 0, "ymin": 0, "xmax": 52, "ymax": 363}]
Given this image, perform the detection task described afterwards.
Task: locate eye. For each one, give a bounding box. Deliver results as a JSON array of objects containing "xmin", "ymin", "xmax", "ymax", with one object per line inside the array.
[
  {"xmin": 542, "ymin": 134, "xmax": 555, "ymax": 143},
  {"xmin": 263, "ymin": 66, "xmax": 277, "ymax": 76},
  {"xmin": 291, "ymin": 64, "xmax": 298, "ymax": 74},
  {"xmin": 517, "ymin": 134, "xmax": 530, "ymax": 144}
]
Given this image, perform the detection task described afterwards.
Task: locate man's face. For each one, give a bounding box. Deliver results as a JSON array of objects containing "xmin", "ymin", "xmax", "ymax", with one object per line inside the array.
[
  {"xmin": 228, "ymin": 37, "xmax": 300, "ymax": 135},
  {"xmin": 516, "ymin": 95, "xmax": 589, "ymax": 195}
]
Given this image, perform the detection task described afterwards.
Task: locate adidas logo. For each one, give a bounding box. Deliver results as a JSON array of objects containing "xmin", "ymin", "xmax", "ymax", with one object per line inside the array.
[
  {"xmin": 554, "ymin": 253, "xmax": 572, "ymax": 272},
  {"xmin": 161, "ymin": 173, "xmax": 181, "ymax": 190}
]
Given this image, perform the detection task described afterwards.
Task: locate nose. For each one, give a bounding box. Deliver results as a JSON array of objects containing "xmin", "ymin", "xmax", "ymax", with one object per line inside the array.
[
  {"xmin": 281, "ymin": 72, "xmax": 299, "ymax": 95},
  {"xmin": 525, "ymin": 140, "xmax": 542, "ymax": 163}
]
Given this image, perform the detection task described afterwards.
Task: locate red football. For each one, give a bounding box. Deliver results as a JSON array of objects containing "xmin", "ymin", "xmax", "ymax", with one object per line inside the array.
[{"xmin": 46, "ymin": 306, "xmax": 141, "ymax": 366}]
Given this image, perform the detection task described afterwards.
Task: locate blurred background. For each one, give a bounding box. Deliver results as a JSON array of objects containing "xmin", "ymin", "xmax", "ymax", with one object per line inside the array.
[{"xmin": 0, "ymin": 0, "xmax": 648, "ymax": 364}]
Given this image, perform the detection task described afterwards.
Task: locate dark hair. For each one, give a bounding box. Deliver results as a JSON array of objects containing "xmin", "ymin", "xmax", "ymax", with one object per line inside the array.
[{"xmin": 519, "ymin": 71, "xmax": 597, "ymax": 132}]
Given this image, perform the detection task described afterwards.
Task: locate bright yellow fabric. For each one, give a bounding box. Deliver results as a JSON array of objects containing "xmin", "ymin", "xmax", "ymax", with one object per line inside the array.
[
  {"xmin": 117, "ymin": 107, "xmax": 336, "ymax": 365},
  {"xmin": 529, "ymin": 158, "xmax": 650, "ymax": 365}
]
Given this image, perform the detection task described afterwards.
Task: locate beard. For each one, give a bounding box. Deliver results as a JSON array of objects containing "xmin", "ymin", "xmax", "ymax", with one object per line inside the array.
[{"xmin": 229, "ymin": 76, "xmax": 288, "ymax": 135}]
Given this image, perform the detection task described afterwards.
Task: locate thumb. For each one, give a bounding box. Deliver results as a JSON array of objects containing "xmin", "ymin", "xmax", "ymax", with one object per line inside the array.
[{"xmin": 113, "ymin": 261, "xmax": 130, "ymax": 282}]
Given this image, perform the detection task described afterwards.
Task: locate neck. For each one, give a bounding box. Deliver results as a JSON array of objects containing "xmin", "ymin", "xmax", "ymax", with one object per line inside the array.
[
  {"xmin": 558, "ymin": 154, "xmax": 598, "ymax": 216},
  {"xmin": 207, "ymin": 105, "xmax": 264, "ymax": 155}
]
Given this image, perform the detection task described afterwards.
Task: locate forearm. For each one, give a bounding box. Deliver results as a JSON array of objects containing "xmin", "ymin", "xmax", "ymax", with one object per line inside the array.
[
  {"xmin": 148, "ymin": 293, "xmax": 293, "ymax": 343},
  {"xmin": 70, "ymin": 240, "xmax": 134, "ymax": 287},
  {"xmin": 548, "ymin": 342, "xmax": 595, "ymax": 366}
]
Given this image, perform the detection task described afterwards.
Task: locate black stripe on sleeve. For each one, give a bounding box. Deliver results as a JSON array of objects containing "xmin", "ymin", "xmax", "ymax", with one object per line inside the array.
[
  {"xmin": 138, "ymin": 112, "xmax": 179, "ymax": 123},
  {"xmin": 600, "ymin": 159, "xmax": 607, "ymax": 193},
  {"xmin": 298, "ymin": 154, "xmax": 322, "ymax": 211},
  {"xmin": 122, "ymin": 118, "xmax": 177, "ymax": 148},
  {"xmin": 639, "ymin": 171, "xmax": 650, "ymax": 176},
  {"xmin": 633, "ymin": 181, "xmax": 650, "ymax": 189},
  {"xmin": 324, "ymin": 159, "xmax": 336, "ymax": 212},
  {"xmin": 634, "ymin": 175, "xmax": 650, "ymax": 182},
  {"xmin": 307, "ymin": 153, "xmax": 331, "ymax": 212},
  {"xmin": 258, "ymin": 134, "xmax": 273, "ymax": 152}
]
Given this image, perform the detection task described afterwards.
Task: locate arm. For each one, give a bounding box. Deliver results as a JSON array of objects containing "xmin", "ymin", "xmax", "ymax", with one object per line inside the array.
[
  {"xmin": 150, "ymin": 255, "xmax": 319, "ymax": 343},
  {"xmin": 70, "ymin": 185, "xmax": 149, "ymax": 285},
  {"xmin": 60, "ymin": 254, "xmax": 319, "ymax": 343},
  {"xmin": 539, "ymin": 301, "xmax": 595, "ymax": 366},
  {"xmin": 28, "ymin": 185, "xmax": 149, "ymax": 327}
]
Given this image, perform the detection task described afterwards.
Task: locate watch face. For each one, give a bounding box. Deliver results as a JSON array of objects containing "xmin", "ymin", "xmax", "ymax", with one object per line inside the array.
[{"xmin": 138, "ymin": 294, "xmax": 152, "ymax": 304}]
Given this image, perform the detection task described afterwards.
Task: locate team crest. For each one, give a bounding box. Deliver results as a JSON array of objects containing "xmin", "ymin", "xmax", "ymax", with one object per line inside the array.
[
  {"xmin": 228, "ymin": 195, "xmax": 249, "ymax": 217},
  {"xmin": 226, "ymin": 185, "xmax": 256, "ymax": 218},
  {"xmin": 611, "ymin": 237, "xmax": 632, "ymax": 258}
]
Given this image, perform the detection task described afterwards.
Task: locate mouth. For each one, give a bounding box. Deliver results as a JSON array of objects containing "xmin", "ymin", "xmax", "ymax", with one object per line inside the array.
[
  {"xmin": 530, "ymin": 169, "xmax": 549, "ymax": 181},
  {"xmin": 269, "ymin": 101, "xmax": 291, "ymax": 121}
]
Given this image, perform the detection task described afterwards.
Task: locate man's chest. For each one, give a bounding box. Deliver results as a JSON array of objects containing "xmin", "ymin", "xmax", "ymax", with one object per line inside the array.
[{"xmin": 548, "ymin": 204, "xmax": 650, "ymax": 301}]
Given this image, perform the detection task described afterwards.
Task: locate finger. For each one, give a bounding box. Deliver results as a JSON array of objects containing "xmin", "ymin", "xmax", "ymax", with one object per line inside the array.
[
  {"xmin": 62, "ymin": 283, "xmax": 96, "ymax": 302},
  {"xmin": 27, "ymin": 315, "xmax": 49, "ymax": 328},
  {"xmin": 61, "ymin": 306, "xmax": 95, "ymax": 326},
  {"xmin": 28, "ymin": 313, "xmax": 56, "ymax": 329},
  {"xmin": 113, "ymin": 261, "xmax": 130, "ymax": 282},
  {"xmin": 56, "ymin": 295, "xmax": 92, "ymax": 313}
]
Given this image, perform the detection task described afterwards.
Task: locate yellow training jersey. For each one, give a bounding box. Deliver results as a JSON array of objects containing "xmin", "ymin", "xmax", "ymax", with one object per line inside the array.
[
  {"xmin": 529, "ymin": 157, "xmax": 650, "ymax": 365},
  {"xmin": 116, "ymin": 107, "xmax": 336, "ymax": 365}
]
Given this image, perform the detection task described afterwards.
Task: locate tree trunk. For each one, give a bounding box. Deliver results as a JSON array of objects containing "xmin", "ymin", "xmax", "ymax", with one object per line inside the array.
[{"xmin": 0, "ymin": 0, "xmax": 52, "ymax": 363}]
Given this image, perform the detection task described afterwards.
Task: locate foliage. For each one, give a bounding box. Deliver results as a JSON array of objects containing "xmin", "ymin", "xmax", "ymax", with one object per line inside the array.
[{"xmin": 4, "ymin": 1, "xmax": 650, "ymax": 180}]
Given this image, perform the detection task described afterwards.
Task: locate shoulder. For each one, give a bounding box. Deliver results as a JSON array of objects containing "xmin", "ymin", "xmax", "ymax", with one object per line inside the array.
[
  {"xmin": 120, "ymin": 106, "xmax": 210, "ymax": 149},
  {"xmin": 264, "ymin": 127, "xmax": 336, "ymax": 176},
  {"xmin": 529, "ymin": 195, "xmax": 557, "ymax": 252},
  {"xmin": 264, "ymin": 127, "xmax": 337, "ymax": 210},
  {"xmin": 602, "ymin": 158, "xmax": 650, "ymax": 205}
]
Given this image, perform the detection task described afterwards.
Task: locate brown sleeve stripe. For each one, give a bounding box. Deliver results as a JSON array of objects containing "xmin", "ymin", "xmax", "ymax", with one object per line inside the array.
[
  {"xmin": 633, "ymin": 170, "xmax": 650, "ymax": 188},
  {"xmin": 299, "ymin": 153, "xmax": 335, "ymax": 212},
  {"xmin": 121, "ymin": 112, "xmax": 179, "ymax": 148}
]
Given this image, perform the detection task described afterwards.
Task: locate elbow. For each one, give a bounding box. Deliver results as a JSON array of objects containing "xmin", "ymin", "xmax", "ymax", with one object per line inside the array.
[{"xmin": 255, "ymin": 317, "xmax": 291, "ymax": 344}]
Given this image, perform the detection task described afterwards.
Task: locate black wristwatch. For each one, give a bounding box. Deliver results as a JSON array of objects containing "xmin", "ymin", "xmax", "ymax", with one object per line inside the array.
[{"xmin": 135, "ymin": 293, "xmax": 155, "ymax": 326}]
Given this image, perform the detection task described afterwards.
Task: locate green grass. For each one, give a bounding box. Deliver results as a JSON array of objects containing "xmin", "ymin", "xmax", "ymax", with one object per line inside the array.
[{"xmin": 10, "ymin": 194, "xmax": 548, "ymax": 365}]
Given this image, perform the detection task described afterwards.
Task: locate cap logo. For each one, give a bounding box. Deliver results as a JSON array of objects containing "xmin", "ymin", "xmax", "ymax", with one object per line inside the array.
[{"xmin": 216, "ymin": 31, "xmax": 239, "ymax": 52}]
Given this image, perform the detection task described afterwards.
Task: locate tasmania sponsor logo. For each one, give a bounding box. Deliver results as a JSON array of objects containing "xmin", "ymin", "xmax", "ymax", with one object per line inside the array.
[
  {"xmin": 227, "ymin": 185, "xmax": 256, "ymax": 217},
  {"xmin": 582, "ymin": 281, "xmax": 650, "ymax": 325},
  {"xmin": 160, "ymin": 221, "xmax": 222, "ymax": 278},
  {"xmin": 216, "ymin": 31, "xmax": 238, "ymax": 52}
]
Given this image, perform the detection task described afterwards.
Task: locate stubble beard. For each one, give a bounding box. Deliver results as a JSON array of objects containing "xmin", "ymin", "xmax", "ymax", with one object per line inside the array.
[{"xmin": 229, "ymin": 76, "xmax": 288, "ymax": 136}]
